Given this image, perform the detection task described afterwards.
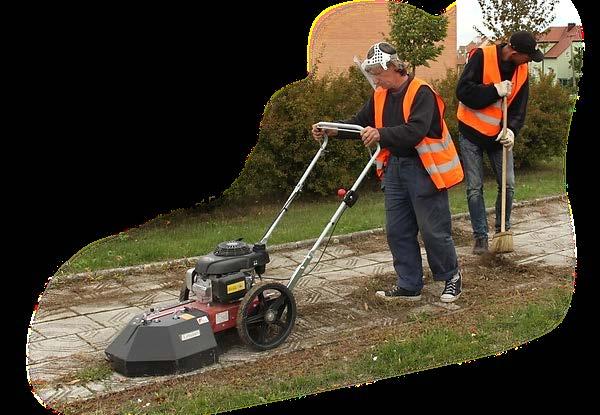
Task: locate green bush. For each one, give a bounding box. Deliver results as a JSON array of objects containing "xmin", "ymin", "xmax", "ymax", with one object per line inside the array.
[
  {"xmin": 225, "ymin": 65, "xmax": 573, "ymax": 204},
  {"xmin": 516, "ymin": 69, "xmax": 573, "ymax": 168},
  {"xmin": 223, "ymin": 67, "xmax": 374, "ymax": 202},
  {"xmin": 430, "ymin": 68, "xmax": 460, "ymax": 140}
]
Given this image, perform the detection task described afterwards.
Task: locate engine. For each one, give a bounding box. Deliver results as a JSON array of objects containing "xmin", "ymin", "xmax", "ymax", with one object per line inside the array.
[{"xmin": 185, "ymin": 240, "xmax": 269, "ymax": 303}]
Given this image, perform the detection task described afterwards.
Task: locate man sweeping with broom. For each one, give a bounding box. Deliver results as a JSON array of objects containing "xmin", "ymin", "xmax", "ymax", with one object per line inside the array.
[{"xmin": 456, "ymin": 31, "xmax": 544, "ymax": 254}]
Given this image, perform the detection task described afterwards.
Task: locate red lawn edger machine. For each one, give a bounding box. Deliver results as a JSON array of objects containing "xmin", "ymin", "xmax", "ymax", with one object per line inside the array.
[{"xmin": 105, "ymin": 123, "xmax": 380, "ymax": 376}]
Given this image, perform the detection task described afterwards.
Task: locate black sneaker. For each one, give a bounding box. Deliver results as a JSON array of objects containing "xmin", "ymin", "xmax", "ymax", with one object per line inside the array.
[
  {"xmin": 441, "ymin": 272, "xmax": 462, "ymax": 303},
  {"xmin": 473, "ymin": 236, "xmax": 488, "ymax": 255},
  {"xmin": 375, "ymin": 286, "xmax": 421, "ymax": 301}
]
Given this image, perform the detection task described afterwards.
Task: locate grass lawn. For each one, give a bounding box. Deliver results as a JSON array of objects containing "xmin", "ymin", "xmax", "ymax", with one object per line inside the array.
[{"xmin": 58, "ymin": 160, "xmax": 565, "ymax": 275}]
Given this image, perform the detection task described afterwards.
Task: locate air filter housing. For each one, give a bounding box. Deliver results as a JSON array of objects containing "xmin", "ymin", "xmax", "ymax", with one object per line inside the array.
[{"xmin": 214, "ymin": 240, "xmax": 252, "ymax": 257}]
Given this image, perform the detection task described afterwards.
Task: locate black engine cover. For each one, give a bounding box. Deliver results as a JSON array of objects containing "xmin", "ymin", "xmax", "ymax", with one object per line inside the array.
[{"xmin": 194, "ymin": 241, "xmax": 269, "ymax": 275}]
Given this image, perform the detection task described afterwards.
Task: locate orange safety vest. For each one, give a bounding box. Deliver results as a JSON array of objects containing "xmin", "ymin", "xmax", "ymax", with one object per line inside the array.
[
  {"xmin": 457, "ymin": 45, "xmax": 528, "ymax": 137},
  {"xmin": 374, "ymin": 78, "xmax": 464, "ymax": 190}
]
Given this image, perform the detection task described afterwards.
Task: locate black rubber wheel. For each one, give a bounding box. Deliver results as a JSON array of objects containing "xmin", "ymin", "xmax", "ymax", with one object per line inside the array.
[
  {"xmin": 179, "ymin": 281, "xmax": 190, "ymax": 302},
  {"xmin": 236, "ymin": 282, "xmax": 296, "ymax": 351}
]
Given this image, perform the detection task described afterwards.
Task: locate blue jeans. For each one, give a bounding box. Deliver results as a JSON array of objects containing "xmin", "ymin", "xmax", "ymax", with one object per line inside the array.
[
  {"xmin": 383, "ymin": 155, "xmax": 459, "ymax": 292},
  {"xmin": 458, "ymin": 134, "xmax": 514, "ymax": 239}
]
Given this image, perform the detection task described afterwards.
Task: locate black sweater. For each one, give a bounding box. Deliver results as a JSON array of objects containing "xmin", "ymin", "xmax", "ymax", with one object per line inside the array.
[
  {"xmin": 456, "ymin": 44, "xmax": 529, "ymax": 150},
  {"xmin": 336, "ymin": 76, "xmax": 442, "ymax": 157}
]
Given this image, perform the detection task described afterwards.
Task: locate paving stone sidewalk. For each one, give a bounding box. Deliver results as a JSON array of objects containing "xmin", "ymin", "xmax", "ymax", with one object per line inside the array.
[{"xmin": 27, "ymin": 197, "xmax": 575, "ymax": 406}]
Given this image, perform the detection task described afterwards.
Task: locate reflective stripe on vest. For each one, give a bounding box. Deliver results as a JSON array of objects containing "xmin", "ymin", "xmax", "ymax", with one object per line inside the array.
[
  {"xmin": 374, "ymin": 86, "xmax": 390, "ymax": 181},
  {"xmin": 457, "ymin": 45, "xmax": 528, "ymax": 137},
  {"xmin": 374, "ymin": 79, "xmax": 464, "ymax": 190}
]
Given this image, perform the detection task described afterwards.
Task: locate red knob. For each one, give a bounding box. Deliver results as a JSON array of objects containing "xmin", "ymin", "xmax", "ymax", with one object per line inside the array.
[{"xmin": 337, "ymin": 188, "xmax": 347, "ymax": 198}]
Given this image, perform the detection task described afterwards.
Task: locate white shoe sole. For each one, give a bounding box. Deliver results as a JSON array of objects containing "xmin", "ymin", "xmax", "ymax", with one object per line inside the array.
[
  {"xmin": 375, "ymin": 291, "xmax": 421, "ymax": 301},
  {"xmin": 440, "ymin": 292, "xmax": 461, "ymax": 303}
]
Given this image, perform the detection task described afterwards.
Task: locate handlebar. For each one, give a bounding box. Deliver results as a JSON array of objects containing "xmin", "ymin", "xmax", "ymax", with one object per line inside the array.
[{"xmin": 315, "ymin": 121, "xmax": 380, "ymax": 156}]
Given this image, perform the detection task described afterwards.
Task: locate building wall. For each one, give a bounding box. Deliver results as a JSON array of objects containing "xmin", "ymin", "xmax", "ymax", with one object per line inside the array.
[
  {"xmin": 529, "ymin": 43, "xmax": 553, "ymax": 77},
  {"xmin": 531, "ymin": 60, "xmax": 558, "ymax": 78},
  {"xmin": 555, "ymin": 44, "xmax": 583, "ymax": 82},
  {"xmin": 556, "ymin": 50, "xmax": 572, "ymax": 81},
  {"xmin": 530, "ymin": 42, "xmax": 584, "ymax": 85},
  {"xmin": 308, "ymin": 1, "xmax": 456, "ymax": 83}
]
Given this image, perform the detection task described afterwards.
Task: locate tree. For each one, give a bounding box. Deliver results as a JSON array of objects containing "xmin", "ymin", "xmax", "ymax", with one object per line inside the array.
[
  {"xmin": 569, "ymin": 44, "xmax": 584, "ymax": 86},
  {"xmin": 386, "ymin": 2, "xmax": 448, "ymax": 75},
  {"xmin": 475, "ymin": 0, "xmax": 559, "ymax": 42}
]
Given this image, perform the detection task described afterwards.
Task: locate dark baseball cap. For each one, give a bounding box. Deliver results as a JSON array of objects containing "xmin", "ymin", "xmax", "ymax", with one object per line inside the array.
[{"xmin": 509, "ymin": 31, "xmax": 544, "ymax": 62}]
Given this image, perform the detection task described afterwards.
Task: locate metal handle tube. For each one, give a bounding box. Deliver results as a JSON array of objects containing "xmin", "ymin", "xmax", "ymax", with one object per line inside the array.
[
  {"xmin": 315, "ymin": 122, "xmax": 365, "ymax": 135},
  {"xmin": 259, "ymin": 135, "xmax": 328, "ymax": 245},
  {"xmin": 287, "ymin": 124, "xmax": 380, "ymax": 291},
  {"xmin": 500, "ymin": 97, "xmax": 507, "ymax": 233},
  {"xmin": 315, "ymin": 122, "xmax": 376, "ymax": 159}
]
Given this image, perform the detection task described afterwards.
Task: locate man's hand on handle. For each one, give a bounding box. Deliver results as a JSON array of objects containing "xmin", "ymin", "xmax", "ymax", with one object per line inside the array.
[
  {"xmin": 493, "ymin": 80, "xmax": 513, "ymax": 98},
  {"xmin": 360, "ymin": 126, "xmax": 380, "ymax": 148},
  {"xmin": 496, "ymin": 128, "xmax": 515, "ymax": 151},
  {"xmin": 311, "ymin": 124, "xmax": 337, "ymax": 141}
]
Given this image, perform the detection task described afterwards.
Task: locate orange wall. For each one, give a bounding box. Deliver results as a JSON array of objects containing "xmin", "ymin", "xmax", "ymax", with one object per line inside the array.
[{"xmin": 308, "ymin": 1, "xmax": 456, "ymax": 83}]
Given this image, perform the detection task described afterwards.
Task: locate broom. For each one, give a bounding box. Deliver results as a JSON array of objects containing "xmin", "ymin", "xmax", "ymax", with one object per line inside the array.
[{"xmin": 490, "ymin": 96, "xmax": 514, "ymax": 253}]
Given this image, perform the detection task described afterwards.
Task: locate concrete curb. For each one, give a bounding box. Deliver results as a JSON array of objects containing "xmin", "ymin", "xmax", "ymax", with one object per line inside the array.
[{"xmin": 57, "ymin": 194, "xmax": 566, "ymax": 282}]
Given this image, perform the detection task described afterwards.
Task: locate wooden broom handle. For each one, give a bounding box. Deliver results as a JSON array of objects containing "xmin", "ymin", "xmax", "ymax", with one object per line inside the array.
[{"xmin": 501, "ymin": 96, "xmax": 507, "ymax": 233}]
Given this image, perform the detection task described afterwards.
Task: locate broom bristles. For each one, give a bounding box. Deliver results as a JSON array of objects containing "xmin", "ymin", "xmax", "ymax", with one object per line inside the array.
[{"xmin": 490, "ymin": 231, "xmax": 514, "ymax": 253}]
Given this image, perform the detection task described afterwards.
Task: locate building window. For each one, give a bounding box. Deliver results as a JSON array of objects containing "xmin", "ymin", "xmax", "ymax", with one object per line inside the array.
[{"xmin": 558, "ymin": 78, "xmax": 571, "ymax": 87}]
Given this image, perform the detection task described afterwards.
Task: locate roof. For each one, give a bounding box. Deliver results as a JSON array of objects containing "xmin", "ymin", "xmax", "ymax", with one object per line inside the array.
[
  {"xmin": 464, "ymin": 41, "xmax": 478, "ymax": 52},
  {"xmin": 458, "ymin": 37, "xmax": 495, "ymax": 66},
  {"xmin": 538, "ymin": 24, "xmax": 584, "ymax": 59}
]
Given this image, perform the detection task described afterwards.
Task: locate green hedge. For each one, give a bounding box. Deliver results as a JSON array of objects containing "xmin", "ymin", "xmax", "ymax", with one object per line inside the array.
[
  {"xmin": 223, "ymin": 67, "xmax": 374, "ymax": 202},
  {"xmin": 224, "ymin": 66, "xmax": 573, "ymax": 202},
  {"xmin": 516, "ymin": 69, "xmax": 573, "ymax": 168}
]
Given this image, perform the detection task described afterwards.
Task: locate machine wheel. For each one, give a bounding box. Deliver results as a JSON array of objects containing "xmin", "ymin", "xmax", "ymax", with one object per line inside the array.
[
  {"xmin": 179, "ymin": 281, "xmax": 190, "ymax": 302},
  {"xmin": 236, "ymin": 282, "xmax": 296, "ymax": 351}
]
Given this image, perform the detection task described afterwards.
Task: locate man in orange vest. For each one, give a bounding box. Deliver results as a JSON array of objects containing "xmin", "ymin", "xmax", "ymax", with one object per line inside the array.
[
  {"xmin": 312, "ymin": 42, "xmax": 464, "ymax": 303},
  {"xmin": 456, "ymin": 31, "xmax": 543, "ymax": 254}
]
